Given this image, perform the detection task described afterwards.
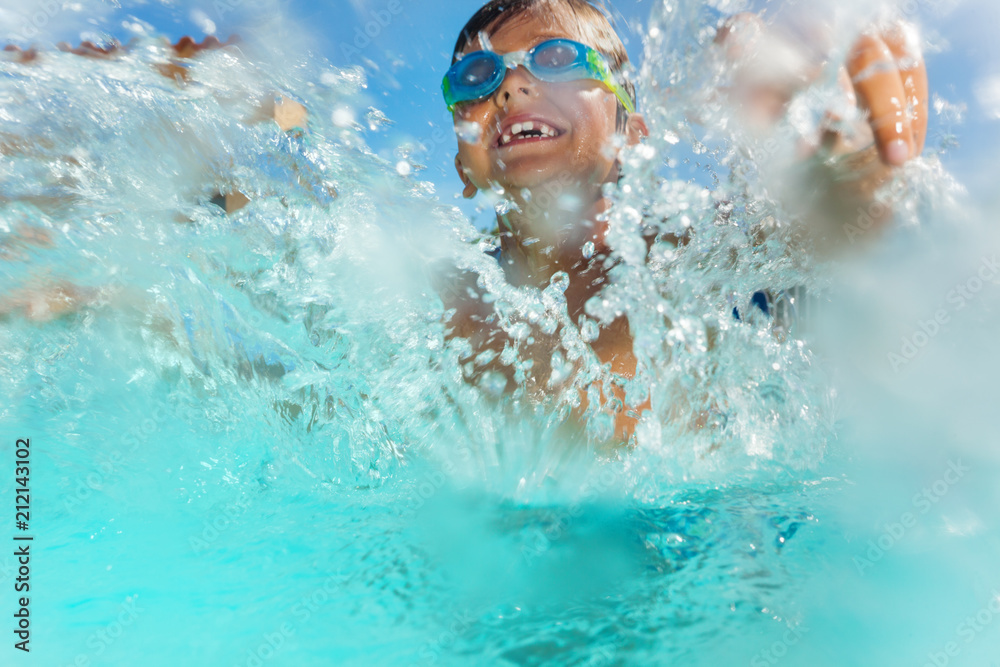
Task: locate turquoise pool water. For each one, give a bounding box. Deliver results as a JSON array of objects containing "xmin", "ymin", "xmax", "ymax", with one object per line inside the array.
[{"xmin": 3, "ymin": 1, "xmax": 1000, "ymax": 665}]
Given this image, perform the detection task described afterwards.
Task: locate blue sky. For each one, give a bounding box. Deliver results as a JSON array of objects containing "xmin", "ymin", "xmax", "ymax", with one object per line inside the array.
[
  {"xmin": 3, "ymin": 0, "xmax": 999, "ymax": 218},
  {"xmin": 302, "ymin": 0, "xmax": 660, "ymax": 227}
]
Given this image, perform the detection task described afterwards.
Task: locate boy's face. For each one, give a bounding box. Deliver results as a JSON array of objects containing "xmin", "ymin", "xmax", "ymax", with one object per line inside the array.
[{"xmin": 452, "ymin": 7, "xmax": 637, "ymax": 200}]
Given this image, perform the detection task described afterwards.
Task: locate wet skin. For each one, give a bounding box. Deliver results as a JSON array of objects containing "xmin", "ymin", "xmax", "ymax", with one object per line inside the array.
[
  {"xmin": 0, "ymin": 17, "xmax": 928, "ymax": 434},
  {"xmin": 446, "ymin": 6, "xmax": 654, "ymax": 443},
  {"xmin": 443, "ymin": 8, "xmax": 929, "ymax": 445}
]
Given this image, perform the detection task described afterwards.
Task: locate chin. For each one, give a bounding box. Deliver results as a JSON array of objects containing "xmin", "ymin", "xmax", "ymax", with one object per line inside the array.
[{"xmin": 496, "ymin": 163, "xmax": 583, "ymax": 192}]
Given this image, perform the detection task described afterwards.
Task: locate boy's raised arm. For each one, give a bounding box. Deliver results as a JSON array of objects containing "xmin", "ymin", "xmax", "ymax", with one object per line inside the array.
[{"xmin": 716, "ymin": 14, "xmax": 929, "ymax": 252}]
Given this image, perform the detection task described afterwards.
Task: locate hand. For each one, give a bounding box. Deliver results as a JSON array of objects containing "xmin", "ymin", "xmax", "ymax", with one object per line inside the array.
[
  {"xmin": 38, "ymin": 35, "xmax": 240, "ymax": 81},
  {"xmin": 165, "ymin": 36, "xmax": 310, "ymax": 133},
  {"xmin": 249, "ymin": 95, "xmax": 309, "ymax": 133},
  {"xmin": 55, "ymin": 39, "xmax": 125, "ymax": 58},
  {"xmin": 0, "ymin": 280, "xmax": 92, "ymax": 323},
  {"xmin": 156, "ymin": 35, "xmax": 241, "ymax": 81},
  {"xmin": 717, "ymin": 14, "xmax": 929, "ymax": 169},
  {"xmin": 840, "ymin": 23, "xmax": 928, "ymax": 167},
  {"xmin": 3, "ymin": 35, "xmax": 321, "ymax": 214},
  {"xmin": 7, "ymin": 35, "xmax": 305, "ymax": 131},
  {"xmin": 2, "ymin": 44, "xmax": 38, "ymax": 63}
]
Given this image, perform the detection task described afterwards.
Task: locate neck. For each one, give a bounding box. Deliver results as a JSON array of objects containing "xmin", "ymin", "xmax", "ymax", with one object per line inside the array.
[{"xmin": 496, "ymin": 180, "xmax": 614, "ymax": 288}]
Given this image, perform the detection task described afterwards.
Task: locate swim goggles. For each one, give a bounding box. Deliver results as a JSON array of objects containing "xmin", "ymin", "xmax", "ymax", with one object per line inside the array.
[{"xmin": 442, "ymin": 38, "xmax": 635, "ymax": 114}]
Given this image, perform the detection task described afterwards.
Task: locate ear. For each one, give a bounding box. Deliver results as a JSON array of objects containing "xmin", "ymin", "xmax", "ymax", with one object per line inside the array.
[
  {"xmin": 454, "ymin": 155, "xmax": 478, "ymax": 199},
  {"xmin": 623, "ymin": 113, "xmax": 649, "ymax": 147}
]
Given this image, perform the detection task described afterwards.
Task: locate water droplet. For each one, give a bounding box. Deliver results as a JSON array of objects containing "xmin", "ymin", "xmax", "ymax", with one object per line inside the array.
[
  {"xmin": 332, "ymin": 106, "xmax": 355, "ymax": 128},
  {"xmin": 582, "ymin": 241, "xmax": 595, "ymax": 260},
  {"xmin": 475, "ymin": 350, "xmax": 497, "ymax": 366},
  {"xmin": 395, "ymin": 161, "xmax": 411, "ymax": 176},
  {"xmin": 509, "ymin": 322, "xmax": 531, "ymax": 341},
  {"xmin": 455, "ymin": 121, "xmax": 482, "ymax": 144},
  {"xmin": 365, "ymin": 107, "xmax": 392, "ymax": 131},
  {"xmin": 190, "ymin": 9, "xmax": 216, "ymax": 35},
  {"xmin": 477, "ymin": 371, "xmax": 508, "ymax": 397}
]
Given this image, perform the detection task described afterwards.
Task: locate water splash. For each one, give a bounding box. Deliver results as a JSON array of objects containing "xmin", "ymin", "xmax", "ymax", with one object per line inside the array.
[
  {"xmin": 0, "ymin": 0, "xmax": 947, "ymax": 499},
  {"xmin": 2, "ymin": 2, "xmax": 999, "ymax": 664}
]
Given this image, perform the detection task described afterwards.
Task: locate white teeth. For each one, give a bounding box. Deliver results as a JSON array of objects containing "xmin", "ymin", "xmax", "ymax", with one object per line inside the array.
[{"xmin": 499, "ymin": 121, "xmax": 560, "ymax": 146}]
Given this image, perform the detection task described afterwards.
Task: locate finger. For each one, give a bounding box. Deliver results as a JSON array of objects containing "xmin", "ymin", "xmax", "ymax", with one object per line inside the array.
[
  {"xmin": 56, "ymin": 40, "xmax": 123, "ymax": 59},
  {"xmin": 715, "ymin": 14, "xmax": 785, "ymax": 127},
  {"xmin": 817, "ymin": 66, "xmax": 873, "ymax": 156},
  {"xmin": 170, "ymin": 34, "xmax": 239, "ymax": 58},
  {"xmin": 715, "ymin": 12, "xmax": 766, "ymax": 55},
  {"xmin": 3, "ymin": 45, "xmax": 38, "ymax": 64},
  {"xmin": 717, "ymin": 14, "xmax": 825, "ymax": 129},
  {"xmin": 881, "ymin": 23, "xmax": 928, "ymax": 155},
  {"xmin": 848, "ymin": 33, "xmax": 913, "ymax": 167},
  {"xmin": 158, "ymin": 35, "xmax": 240, "ymax": 81}
]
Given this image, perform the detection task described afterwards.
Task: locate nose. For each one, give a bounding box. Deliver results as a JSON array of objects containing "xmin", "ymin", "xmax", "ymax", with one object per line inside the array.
[{"xmin": 491, "ymin": 65, "xmax": 538, "ymax": 108}]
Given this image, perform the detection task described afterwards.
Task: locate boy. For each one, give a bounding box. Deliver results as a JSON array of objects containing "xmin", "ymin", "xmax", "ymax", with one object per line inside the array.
[{"xmin": 438, "ymin": 0, "xmax": 928, "ymax": 443}]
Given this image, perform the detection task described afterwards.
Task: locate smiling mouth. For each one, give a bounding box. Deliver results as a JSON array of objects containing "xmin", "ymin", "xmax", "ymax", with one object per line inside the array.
[{"xmin": 496, "ymin": 121, "xmax": 565, "ymax": 148}]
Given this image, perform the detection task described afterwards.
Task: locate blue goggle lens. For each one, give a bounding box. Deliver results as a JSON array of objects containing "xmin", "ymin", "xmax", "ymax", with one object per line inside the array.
[
  {"xmin": 457, "ymin": 54, "xmax": 501, "ymax": 86},
  {"xmin": 531, "ymin": 41, "xmax": 578, "ymax": 70},
  {"xmin": 442, "ymin": 39, "xmax": 633, "ymax": 114}
]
